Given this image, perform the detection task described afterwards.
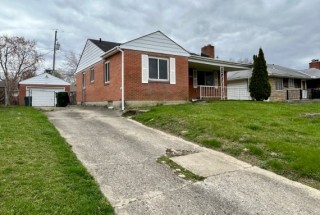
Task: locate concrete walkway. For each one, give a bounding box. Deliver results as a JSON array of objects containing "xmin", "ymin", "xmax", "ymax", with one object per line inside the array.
[{"xmin": 46, "ymin": 106, "xmax": 320, "ymax": 215}]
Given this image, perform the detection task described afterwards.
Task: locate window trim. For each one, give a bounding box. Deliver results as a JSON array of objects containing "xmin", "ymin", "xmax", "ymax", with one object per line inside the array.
[
  {"xmin": 104, "ymin": 61, "xmax": 110, "ymax": 84},
  {"xmin": 90, "ymin": 67, "xmax": 94, "ymax": 83},
  {"xmin": 275, "ymin": 78, "xmax": 283, "ymax": 91},
  {"xmin": 148, "ymin": 56, "xmax": 169, "ymax": 82}
]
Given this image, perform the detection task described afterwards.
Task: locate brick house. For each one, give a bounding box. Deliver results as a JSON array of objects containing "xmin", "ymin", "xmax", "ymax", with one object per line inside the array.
[
  {"xmin": 75, "ymin": 31, "xmax": 251, "ymax": 110},
  {"xmin": 227, "ymin": 64, "xmax": 311, "ymax": 101}
]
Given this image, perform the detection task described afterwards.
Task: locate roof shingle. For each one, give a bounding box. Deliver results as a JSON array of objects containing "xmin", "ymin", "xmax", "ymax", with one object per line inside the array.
[{"xmin": 89, "ymin": 39, "xmax": 121, "ymax": 52}]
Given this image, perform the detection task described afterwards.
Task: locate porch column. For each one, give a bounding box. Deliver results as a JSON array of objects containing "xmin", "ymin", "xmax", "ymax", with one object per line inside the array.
[{"xmin": 220, "ymin": 66, "xmax": 225, "ymax": 100}]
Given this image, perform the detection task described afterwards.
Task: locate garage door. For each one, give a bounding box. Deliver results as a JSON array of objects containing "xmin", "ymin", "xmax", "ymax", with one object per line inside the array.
[
  {"xmin": 227, "ymin": 80, "xmax": 251, "ymax": 100},
  {"xmin": 27, "ymin": 88, "xmax": 65, "ymax": 107}
]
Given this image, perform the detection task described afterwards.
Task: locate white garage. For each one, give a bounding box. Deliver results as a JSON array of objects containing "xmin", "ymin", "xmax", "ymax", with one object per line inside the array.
[{"xmin": 19, "ymin": 73, "xmax": 70, "ymax": 107}]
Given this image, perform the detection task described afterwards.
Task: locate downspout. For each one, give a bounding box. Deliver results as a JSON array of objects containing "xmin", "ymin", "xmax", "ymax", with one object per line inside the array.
[{"xmin": 117, "ymin": 47, "xmax": 125, "ymax": 111}]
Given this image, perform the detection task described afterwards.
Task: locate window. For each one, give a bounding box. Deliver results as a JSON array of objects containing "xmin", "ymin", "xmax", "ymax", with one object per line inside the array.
[
  {"xmin": 275, "ymin": 78, "xmax": 283, "ymax": 90},
  {"xmin": 288, "ymin": 78, "xmax": 294, "ymax": 88},
  {"xmin": 90, "ymin": 68, "xmax": 94, "ymax": 83},
  {"xmin": 148, "ymin": 57, "xmax": 168, "ymax": 80},
  {"xmin": 82, "ymin": 73, "xmax": 86, "ymax": 88},
  {"xmin": 105, "ymin": 62, "xmax": 110, "ymax": 83},
  {"xmin": 197, "ymin": 71, "xmax": 215, "ymax": 86},
  {"xmin": 294, "ymin": 79, "xmax": 300, "ymax": 88}
]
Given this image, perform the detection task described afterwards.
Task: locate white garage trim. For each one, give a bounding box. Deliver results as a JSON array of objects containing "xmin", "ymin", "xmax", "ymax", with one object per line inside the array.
[{"xmin": 26, "ymin": 87, "xmax": 65, "ymax": 107}]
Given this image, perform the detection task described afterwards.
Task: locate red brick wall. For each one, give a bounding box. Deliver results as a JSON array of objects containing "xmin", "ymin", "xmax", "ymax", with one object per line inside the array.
[
  {"xmin": 18, "ymin": 84, "xmax": 70, "ymax": 105},
  {"xmin": 75, "ymin": 53, "xmax": 122, "ymax": 103},
  {"xmin": 123, "ymin": 50, "xmax": 189, "ymax": 101},
  {"xmin": 76, "ymin": 49, "xmax": 191, "ymax": 104}
]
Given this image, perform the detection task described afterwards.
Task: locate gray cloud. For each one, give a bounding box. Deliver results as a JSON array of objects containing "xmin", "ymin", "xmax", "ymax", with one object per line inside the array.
[{"xmin": 1, "ymin": 0, "xmax": 319, "ymax": 71}]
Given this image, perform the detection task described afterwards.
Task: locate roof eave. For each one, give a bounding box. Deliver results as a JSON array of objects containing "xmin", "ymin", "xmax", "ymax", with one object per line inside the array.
[{"xmin": 188, "ymin": 55, "xmax": 252, "ymax": 70}]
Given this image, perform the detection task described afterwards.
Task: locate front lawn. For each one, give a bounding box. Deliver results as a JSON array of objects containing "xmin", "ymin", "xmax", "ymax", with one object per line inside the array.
[
  {"xmin": 132, "ymin": 101, "xmax": 320, "ymax": 189},
  {"xmin": 0, "ymin": 107, "xmax": 114, "ymax": 214}
]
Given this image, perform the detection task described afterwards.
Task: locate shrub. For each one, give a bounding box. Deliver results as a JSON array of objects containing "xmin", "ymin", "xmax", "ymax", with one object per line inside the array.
[{"xmin": 249, "ymin": 48, "xmax": 271, "ymax": 101}]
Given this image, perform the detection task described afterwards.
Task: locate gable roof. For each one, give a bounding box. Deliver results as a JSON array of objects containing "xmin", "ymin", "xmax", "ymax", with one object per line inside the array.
[
  {"xmin": 228, "ymin": 64, "xmax": 311, "ymax": 81},
  {"xmin": 301, "ymin": 68, "xmax": 320, "ymax": 78},
  {"xmin": 120, "ymin": 31, "xmax": 190, "ymax": 57},
  {"xmin": 19, "ymin": 73, "xmax": 70, "ymax": 85},
  {"xmin": 76, "ymin": 39, "xmax": 120, "ymax": 73}
]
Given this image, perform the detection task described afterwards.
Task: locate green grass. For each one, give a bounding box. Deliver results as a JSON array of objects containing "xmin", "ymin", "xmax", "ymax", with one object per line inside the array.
[
  {"xmin": 0, "ymin": 106, "xmax": 114, "ymax": 214},
  {"xmin": 132, "ymin": 101, "xmax": 320, "ymax": 189},
  {"xmin": 157, "ymin": 156, "xmax": 205, "ymax": 182}
]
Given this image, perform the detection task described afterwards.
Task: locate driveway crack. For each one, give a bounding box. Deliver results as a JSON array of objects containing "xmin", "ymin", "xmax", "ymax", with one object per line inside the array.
[{"xmin": 114, "ymin": 183, "xmax": 191, "ymax": 209}]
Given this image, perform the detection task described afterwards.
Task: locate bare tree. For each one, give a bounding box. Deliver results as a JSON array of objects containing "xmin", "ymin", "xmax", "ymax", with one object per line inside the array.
[
  {"xmin": 237, "ymin": 58, "xmax": 253, "ymax": 64},
  {"xmin": 58, "ymin": 50, "xmax": 80, "ymax": 83},
  {"xmin": 0, "ymin": 35, "xmax": 42, "ymax": 105}
]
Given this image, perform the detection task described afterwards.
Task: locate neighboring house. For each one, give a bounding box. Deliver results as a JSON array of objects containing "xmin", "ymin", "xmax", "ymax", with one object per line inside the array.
[
  {"xmin": 0, "ymin": 81, "xmax": 5, "ymax": 105},
  {"xmin": 302, "ymin": 59, "xmax": 320, "ymax": 99},
  {"xmin": 227, "ymin": 64, "xmax": 311, "ymax": 101},
  {"xmin": 19, "ymin": 73, "xmax": 70, "ymax": 107},
  {"xmin": 75, "ymin": 31, "xmax": 251, "ymax": 110}
]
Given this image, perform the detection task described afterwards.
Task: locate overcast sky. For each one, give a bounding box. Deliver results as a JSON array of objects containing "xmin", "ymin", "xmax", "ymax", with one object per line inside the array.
[{"xmin": 1, "ymin": 0, "xmax": 319, "ymax": 71}]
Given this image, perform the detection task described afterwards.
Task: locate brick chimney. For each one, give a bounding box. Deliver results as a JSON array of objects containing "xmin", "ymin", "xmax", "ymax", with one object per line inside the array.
[
  {"xmin": 201, "ymin": 44, "xmax": 215, "ymax": 58},
  {"xmin": 309, "ymin": 59, "xmax": 320, "ymax": 69}
]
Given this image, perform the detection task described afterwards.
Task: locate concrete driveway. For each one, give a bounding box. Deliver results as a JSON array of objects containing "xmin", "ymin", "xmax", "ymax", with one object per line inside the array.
[{"xmin": 47, "ymin": 106, "xmax": 320, "ymax": 215}]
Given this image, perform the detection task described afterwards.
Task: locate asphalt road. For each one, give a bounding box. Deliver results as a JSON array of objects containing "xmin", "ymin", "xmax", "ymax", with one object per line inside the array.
[{"xmin": 46, "ymin": 106, "xmax": 320, "ymax": 215}]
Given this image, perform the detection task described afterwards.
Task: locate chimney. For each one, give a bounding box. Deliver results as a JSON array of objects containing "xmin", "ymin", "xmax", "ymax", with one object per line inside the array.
[
  {"xmin": 201, "ymin": 44, "xmax": 215, "ymax": 58},
  {"xmin": 99, "ymin": 38, "xmax": 102, "ymax": 42},
  {"xmin": 309, "ymin": 59, "xmax": 320, "ymax": 69}
]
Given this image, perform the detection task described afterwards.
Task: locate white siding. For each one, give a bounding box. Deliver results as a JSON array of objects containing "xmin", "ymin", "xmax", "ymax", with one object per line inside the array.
[
  {"xmin": 120, "ymin": 31, "xmax": 189, "ymax": 57},
  {"xmin": 76, "ymin": 40, "xmax": 105, "ymax": 73},
  {"xmin": 19, "ymin": 73, "xmax": 70, "ymax": 85},
  {"xmin": 227, "ymin": 80, "xmax": 251, "ymax": 100}
]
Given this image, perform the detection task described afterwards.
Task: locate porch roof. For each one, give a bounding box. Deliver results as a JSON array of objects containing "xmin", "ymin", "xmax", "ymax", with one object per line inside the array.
[{"xmin": 188, "ymin": 55, "xmax": 252, "ymax": 72}]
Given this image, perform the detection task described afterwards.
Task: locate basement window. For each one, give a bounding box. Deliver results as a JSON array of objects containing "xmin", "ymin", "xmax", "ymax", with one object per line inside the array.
[{"xmin": 149, "ymin": 57, "xmax": 168, "ymax": 81}]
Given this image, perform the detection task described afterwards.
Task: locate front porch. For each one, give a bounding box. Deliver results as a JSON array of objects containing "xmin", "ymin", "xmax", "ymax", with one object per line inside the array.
[{"xmin": 188, "ymin": 55, "xmax": 251, "ymax": 100}]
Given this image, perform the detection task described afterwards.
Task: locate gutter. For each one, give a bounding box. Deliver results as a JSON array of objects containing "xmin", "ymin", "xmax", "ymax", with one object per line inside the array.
[{"xmin": 116, "ymin": 47, "xmax": 125, "ymax": 111}]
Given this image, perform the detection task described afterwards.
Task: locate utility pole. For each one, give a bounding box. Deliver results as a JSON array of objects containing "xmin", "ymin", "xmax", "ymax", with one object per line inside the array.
[
  {"xmin": 52, "ymin": 30, "xmax": 57, "ymax": 73},
  {"xmin": 52, "ymin": 30, "xmax": 60, "ymax": 72}
]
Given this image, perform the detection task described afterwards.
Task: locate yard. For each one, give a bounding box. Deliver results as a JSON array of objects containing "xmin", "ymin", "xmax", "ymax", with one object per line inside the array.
[
  {"xmin": 132, "ymin": 101, "xmax": 320, "ymax": 189},
  {"xmin": 0, "ymin": 107, "xmax": 113, "ymax": 214}
]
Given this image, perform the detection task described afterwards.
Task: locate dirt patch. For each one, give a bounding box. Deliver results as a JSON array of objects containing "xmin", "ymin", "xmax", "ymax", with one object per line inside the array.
[
  {"xmin": 303, "ymin": 113, "xmax": 320, "ymax": 118},
  {"xmin": 122, "ymin": 109, "xmax": 150, "ymax": 117},
  {"xmin": 165, "ymin": 148, "xmax": 198, "ymax": 157}
]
